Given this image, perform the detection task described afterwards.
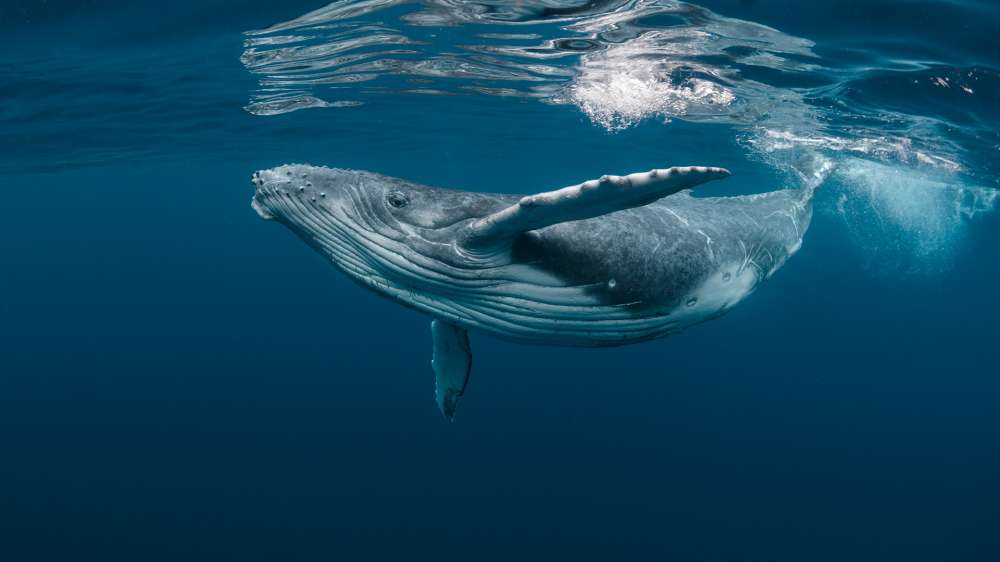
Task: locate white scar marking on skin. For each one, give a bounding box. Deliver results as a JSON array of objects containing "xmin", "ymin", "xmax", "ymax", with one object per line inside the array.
[
  {"xmin": 696, "ymin": 229, "xmax": 714, "ymax": 261},
  {"xmin": 663, "ymin": 207, "xmax": 689, "ymax": 226}
]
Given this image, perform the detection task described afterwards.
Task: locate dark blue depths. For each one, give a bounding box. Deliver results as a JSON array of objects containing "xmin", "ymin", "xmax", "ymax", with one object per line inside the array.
[{"xmin": 1, "ymin": 1, "xmax": 998, "ymax": 561}]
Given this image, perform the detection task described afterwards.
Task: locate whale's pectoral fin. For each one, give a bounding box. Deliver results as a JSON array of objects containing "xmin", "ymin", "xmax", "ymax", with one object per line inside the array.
[
  {"xmin": 461, "ymin": 166, "xmax": 730, "ymax": 249},
  {"xmin": 431, "ymin": 319, "xmax": 472, "ymax": 421}
]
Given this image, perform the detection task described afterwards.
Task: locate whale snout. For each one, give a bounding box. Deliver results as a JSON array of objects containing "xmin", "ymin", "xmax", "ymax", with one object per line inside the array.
[
  {"xmin": 251, "ymin": 170, "xmax": 279, "ymax": 220},
  {"xmin": 251, "ymin": 173, "xmax": 274, "ymax": 221},
  {"xmin": 250, "ymin": 164, "xmax": 335, "ymax": 222}
]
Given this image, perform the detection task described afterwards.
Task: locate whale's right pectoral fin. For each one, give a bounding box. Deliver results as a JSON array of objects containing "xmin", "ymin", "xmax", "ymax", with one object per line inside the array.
[
  {"xmin": 431, "ymin": 319, "xmax": 472, "ymax": 421},
  {"xmin": 461, "ymin": 166, "xmax": 730, "ymax": 250}
]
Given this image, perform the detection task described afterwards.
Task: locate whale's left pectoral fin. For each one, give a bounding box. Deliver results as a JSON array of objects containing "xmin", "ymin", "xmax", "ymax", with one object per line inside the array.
[
  {"xmin": 461, "ymin": 165, "xmax": 730, "ymax": 249},
  {"xmin": 431, "ymin": 319, "xmax": 472, "ymax": 421}
]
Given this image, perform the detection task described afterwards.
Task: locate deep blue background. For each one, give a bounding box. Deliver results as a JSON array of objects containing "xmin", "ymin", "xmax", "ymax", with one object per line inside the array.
[{"xmin": 1, "ymin": 1, "xmax": 998, "ymax": 560}]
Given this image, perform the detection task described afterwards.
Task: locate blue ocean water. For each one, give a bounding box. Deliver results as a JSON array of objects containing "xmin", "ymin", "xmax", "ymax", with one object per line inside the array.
[{"xmin": 2, "ymin": 0, "xmax": 999, "ymax": 560}]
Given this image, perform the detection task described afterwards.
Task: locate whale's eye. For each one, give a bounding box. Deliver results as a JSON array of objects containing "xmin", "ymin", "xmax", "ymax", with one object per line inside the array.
[{"xmin": 386, "ymin": 190, "xmax": 409, "ymax": 209}]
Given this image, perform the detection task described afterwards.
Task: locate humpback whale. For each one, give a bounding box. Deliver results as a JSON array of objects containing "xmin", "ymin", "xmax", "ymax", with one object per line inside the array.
[{"xmin": 251, "ymin": 164, "xmax": 815, "ymax": 419}]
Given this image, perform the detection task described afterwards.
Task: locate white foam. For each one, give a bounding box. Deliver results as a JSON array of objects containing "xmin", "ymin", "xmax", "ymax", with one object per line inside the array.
[
  {"xmin": 753, "ymin": 129, "xmax": 962, "ymax": 173},
  {"xmin": 567, "ymin": 36, "xmax": 735, "ymax": 131}
]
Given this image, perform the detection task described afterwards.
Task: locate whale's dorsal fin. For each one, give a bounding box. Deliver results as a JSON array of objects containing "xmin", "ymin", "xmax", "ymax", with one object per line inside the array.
[
  {"xmin": 461, "ymin": 166, "xmax": 729, "ymax": 250},
  {"xmin": 431, "ymin": 319, "xmax": 472, "ymax": 421}
]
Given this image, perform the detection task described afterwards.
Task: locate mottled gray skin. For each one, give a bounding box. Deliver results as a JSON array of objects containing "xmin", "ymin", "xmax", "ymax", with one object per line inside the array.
[{"xmin": 252, "ymin": 165, "xmax": 813, "ymax": 347}]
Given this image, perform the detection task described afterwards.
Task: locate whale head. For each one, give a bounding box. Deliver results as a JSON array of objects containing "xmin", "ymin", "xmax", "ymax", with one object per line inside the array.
[{"xmin": 251, "ymin": 164, "xmax": 510, "ymax": 303}]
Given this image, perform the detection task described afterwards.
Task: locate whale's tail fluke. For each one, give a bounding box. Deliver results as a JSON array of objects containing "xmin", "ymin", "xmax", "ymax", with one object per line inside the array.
[{"xmin": 791, "ymin": 151, "xmax": 836, "ymax": 203}]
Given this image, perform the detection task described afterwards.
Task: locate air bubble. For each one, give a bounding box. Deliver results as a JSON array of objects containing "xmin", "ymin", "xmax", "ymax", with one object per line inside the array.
[
  {"xmin": 607, "ymin": 278, "xmax": 617, "ymax": 289},
  {"xmin": 723, "ymin": 272, "xmax": 731, "ymax": 282},
  {"xmin": 686, "ymin": 297, "xmax": 698, "ymax": 307}
]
